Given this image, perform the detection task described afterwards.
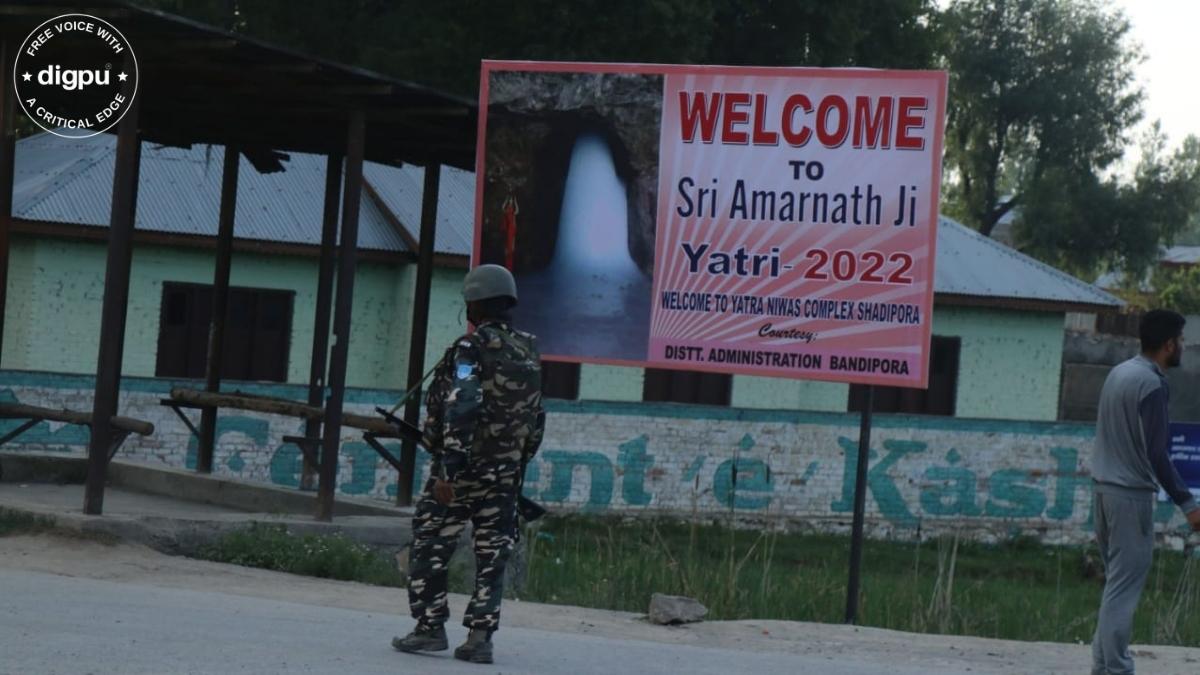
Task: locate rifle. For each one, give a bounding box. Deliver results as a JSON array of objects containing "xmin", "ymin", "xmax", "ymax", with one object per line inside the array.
[{"xmin": 375, "ymin": 403, "xmax": 546, "ymax": 522}]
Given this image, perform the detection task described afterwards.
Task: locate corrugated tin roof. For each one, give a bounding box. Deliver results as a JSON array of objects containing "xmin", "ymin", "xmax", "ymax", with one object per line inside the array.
[
  {"xmin": 14, "ymin": 132, "xmax": 1119, "ymax": 308},
  {"xmin": 13, "ymin": 133, "xmax": 408, "ymax": 253},
  {"xmin": 934, "ymin": 217, "xmax": 1120, "ymax": 308},
  {"xmin": 1094, "ymin": 245, "xmax": 1200, "ymax": 292},
  {"xmin": 1162, "ymin": 246, "xmax": 1200, "ymax": 265},
  {"xmin": 362, "ymin": 162, "xmax": 475, "ymax": 256}
]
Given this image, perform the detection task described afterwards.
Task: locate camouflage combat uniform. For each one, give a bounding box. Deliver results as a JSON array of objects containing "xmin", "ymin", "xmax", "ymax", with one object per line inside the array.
[{"xmin": 407, "ymin": 320, "xmax": 543, "ymax": 633}]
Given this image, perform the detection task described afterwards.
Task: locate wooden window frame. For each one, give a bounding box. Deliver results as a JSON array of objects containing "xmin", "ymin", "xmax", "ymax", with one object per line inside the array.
[
  {"xmin": 643, "ymin": 368, "xmax": 732, "ymax": 407},
  {"xmin": 155, "ymin": 281, "xmax": 295, "ymax": 383},
  {"xmin": 541, "ymin": 360, "xmax": 581, "ymax": 400}
]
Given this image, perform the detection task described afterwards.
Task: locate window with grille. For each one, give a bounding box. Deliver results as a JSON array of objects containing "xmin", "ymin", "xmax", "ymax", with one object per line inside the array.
[
  {"xmin": 643, "ymin": 368, "xmax": 731, "ymax": 406},
  {"xmin": 541, "ymin": 361, "xmax": 581, "ymax": 400},
  {"xmin": 155, "ymin": 282, "xmax": 294, "ymax": 382}
]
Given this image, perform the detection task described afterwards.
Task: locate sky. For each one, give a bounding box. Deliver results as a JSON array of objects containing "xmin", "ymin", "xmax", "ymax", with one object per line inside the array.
[{"xmin": 1113, "ymin": 0, "xmax": 1200, "ymax": 154}]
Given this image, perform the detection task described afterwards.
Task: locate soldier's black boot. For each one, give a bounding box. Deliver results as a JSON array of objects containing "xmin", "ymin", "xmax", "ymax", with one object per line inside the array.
[
  {"xmin": 392, "ymin": 622, "xmax": 448, "ymax": 653},
  {"xmin": 453, "ymin": 628, "xmax": 494, "ymax": 664}
]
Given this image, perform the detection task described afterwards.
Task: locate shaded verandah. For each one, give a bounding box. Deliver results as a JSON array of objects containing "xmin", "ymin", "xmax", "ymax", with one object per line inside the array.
[{"xmin": 0, "ymin": 0, "xmax": 475, "ymax": 518}]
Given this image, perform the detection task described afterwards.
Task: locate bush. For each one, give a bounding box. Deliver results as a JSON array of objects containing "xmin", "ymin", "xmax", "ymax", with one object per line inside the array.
[
  {"xmin": 0, "ymin": 507, "xmax": 57, "ymax": 537},
  {"xmin": 200, "ymin": 524, "xmax": 405, "ymax": 587}
]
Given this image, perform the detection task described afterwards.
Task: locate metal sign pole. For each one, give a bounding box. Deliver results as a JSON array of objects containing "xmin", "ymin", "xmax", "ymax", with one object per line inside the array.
[{"xmin": 844, "ymin": 384, "xmax": 873, "ymax": 624}]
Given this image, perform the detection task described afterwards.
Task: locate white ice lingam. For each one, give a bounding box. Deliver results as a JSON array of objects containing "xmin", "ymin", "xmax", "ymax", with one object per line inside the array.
[
  {"xmin": 514, "ymin": 131, "xmax": 651, "ymax": 360},
  {"xmin": 542, "ymin": 132, "xmax": 644, "ymax": 317}
]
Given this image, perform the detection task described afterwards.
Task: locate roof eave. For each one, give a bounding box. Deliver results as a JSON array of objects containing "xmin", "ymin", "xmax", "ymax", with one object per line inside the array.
[
  {"xmin": 934, "ymin": 292, "xmax": 1122, "ymax": 314},
  {"xmin": 11, "ymin": 218, "xmax": 411, "ymax": 263}
]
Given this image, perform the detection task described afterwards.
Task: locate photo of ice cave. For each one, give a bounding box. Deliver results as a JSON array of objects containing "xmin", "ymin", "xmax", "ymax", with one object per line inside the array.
[
  {"xmin": 479, "ymin": 70, "xmax": 661, "ymax": 362},
  {"xmin": 513, "ymin": 132, "xmax": 651, "ymax": 360}
]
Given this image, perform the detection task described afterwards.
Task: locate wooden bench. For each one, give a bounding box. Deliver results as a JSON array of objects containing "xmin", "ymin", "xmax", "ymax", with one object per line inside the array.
[
  {"xmin": 162, "ymin": 387, "xmax": 405, "ymax": 473},
  {"xmin": 0, "ymin": 403, "xmax": 154, "ymax": 459}
]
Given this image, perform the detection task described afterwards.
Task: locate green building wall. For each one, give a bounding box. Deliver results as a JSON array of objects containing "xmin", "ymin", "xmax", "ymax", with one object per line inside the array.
[
  {"xmin": 3, "ymin": 234, "xmax": 1065, "ymax": 420},
  {"xmin": 3, "ymin": 235, "xmax": 417, "ymax": 390},
  {"xmin": 569, "ymin": 305, "xmax": 1066, "ymax": 422},
  {"xmin": 933, "ymin": 305, "xmax": 1065, "ymax": 420}
]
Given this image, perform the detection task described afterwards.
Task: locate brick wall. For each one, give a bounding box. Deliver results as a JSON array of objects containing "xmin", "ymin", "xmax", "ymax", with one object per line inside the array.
[{"xmin": 3, "ymin": 369, "xmax": 1194, "ymax": 547}]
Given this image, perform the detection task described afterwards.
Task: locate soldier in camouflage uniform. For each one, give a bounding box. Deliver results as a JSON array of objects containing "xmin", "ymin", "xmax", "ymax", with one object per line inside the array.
[{"xmin": 393, "ymin": 264, "xmax": 544, "ymax": 665}]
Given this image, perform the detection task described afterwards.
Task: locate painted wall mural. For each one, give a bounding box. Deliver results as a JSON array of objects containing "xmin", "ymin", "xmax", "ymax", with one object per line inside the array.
[{"xmin": 2, "ymin": 371, "xmax": 1193, "ymax": 545}]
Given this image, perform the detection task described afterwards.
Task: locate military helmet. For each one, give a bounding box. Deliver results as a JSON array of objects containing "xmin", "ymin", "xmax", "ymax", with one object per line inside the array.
[{"xmin": 462, "ymin": 264, "xmax": 518, "ymax": 304}]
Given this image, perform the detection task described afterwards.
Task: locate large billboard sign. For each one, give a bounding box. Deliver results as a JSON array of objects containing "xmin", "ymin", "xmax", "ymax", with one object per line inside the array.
[{"xmin": 474, "ymin": 61, "xmax": 947, "ymax": 388}]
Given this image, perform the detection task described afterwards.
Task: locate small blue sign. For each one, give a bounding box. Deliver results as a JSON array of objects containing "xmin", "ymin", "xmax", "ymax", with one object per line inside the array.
[{"xmin": 1164, "ymin": 422, "xmax": 1200, "ymax": 501}]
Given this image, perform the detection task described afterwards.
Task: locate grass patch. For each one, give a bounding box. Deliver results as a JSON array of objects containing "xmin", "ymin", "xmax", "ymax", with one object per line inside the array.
[
  {"xmin": 519, "ymin": 516, "xmax": 1200, "ymax": 647},
  {"xmin": 189, "ymin": 515, "xmax": 1200, "ymax": 648},
  {"xmin": 0, "ymin": 507, "xmax": 117, "ymax": 544},
  {"xmin": 0, "ymin": 507, "xmax": 58, "ymax": 537},
  {"xmin": 199, "ymin": 524, "xmax": 405, "ymax": 587}
]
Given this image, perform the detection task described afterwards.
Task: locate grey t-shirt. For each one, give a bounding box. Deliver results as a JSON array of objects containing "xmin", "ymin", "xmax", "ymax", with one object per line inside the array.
[{"xmin": 1093, "ymin": 355, "xmax": 1198, "ymax": 513}]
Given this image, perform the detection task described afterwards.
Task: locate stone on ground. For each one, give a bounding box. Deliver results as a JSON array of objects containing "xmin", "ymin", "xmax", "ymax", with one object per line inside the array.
[{"xmin": 649, "ymin": 592, "xmax": 708, "ymax": 625}]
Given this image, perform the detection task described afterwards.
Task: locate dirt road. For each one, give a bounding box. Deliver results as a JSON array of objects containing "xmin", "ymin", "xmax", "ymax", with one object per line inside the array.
[{"xmin": 1, "ymin": 535, "xmax": 1196, "ymax": 674}]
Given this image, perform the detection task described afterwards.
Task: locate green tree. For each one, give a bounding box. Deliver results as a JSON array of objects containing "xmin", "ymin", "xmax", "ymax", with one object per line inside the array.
[
  {"xmin": 703, "ymin": 0, "xmax": 940, "ymax": 70},
  {"xmin": 942, "ymin": 0, "xmax": 1143, "ymax": 238},
  {"xmin": 1150, "ymin": 266, "xmax": 1200, "ymax": 314},
  {"xmin": 1015, "ymin": 128, "xmax": 1200, "ymax": 277},
  {"xmin": 137, "ymin": 0, "xmax": 941, "ymax": 98},
  {"xmin": 1165, "ymin": 135, "xmax": 1200, "ymax": 246}
]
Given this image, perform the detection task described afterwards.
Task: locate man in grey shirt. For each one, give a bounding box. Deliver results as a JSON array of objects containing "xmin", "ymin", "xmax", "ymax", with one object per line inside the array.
[{"xmin": 1091, "ymin": 309, "xmax": 1200, "ymax": 675}]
